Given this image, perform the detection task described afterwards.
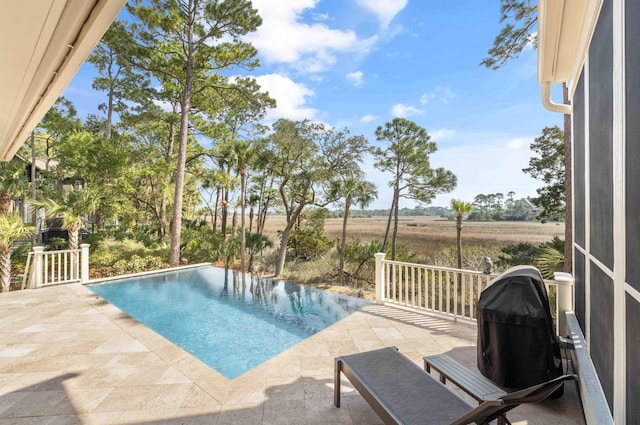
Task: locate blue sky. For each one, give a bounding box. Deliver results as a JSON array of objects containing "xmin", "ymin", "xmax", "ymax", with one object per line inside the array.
[{"xmin": 63, "ymin": 0, "xmax": 564, "ymax": 209}]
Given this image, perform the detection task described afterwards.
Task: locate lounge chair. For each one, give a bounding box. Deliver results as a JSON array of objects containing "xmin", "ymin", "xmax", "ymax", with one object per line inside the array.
[{"xmin": 334, "ymin": 347, "xmax": 576, "ymax": 425}]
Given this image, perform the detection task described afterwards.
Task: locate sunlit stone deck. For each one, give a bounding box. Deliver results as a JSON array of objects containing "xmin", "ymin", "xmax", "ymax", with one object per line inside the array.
[{"xmin": 0, "ymin": 283, "xmax": 585, "ymax": 424}]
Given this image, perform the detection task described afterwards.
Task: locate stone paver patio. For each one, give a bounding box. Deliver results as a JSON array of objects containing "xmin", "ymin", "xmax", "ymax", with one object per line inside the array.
[{"xmin": 0, "ymin": 283, "xmax": 585, "ymax": 424}]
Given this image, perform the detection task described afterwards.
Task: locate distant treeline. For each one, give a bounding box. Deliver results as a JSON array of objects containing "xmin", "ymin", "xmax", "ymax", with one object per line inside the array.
[
  {"xmin": 348, "ymin": 206, "xmax": 448, "ymax": 218},
  {"xmin": 330, "ymin": 193, "xmax": 541, "ymax": 222}
]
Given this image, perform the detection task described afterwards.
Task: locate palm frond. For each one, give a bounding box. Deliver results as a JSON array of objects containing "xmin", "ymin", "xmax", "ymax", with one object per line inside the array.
[{"xmin": 534, "ymin": 246, "xmax": 564, "ymax": 279}]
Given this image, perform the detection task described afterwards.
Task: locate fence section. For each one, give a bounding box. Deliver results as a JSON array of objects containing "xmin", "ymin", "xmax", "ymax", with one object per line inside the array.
[
  {"xmin": 22, "ymin": 244, "xmax": 90, "ymax": 289},
  {"xmin": 374, "ymin": 253, "xmax": 563, "ymax": 330}
]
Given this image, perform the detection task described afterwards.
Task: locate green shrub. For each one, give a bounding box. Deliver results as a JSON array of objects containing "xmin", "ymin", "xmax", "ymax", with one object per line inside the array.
[
  {"xmin": 496, "ymin": 242, "xmax": 539, "ymax": 268},
  {"xmin": 288, "ymin": 227, "xmax": 332, "ymax": 260},
  {"xmin": 46, "ymin": 237, "xmax": 67, "ymax": 250},
  {"xmin": 534, "ymin": 246, "xmax": 564, "ymax": 279},
  {"xmin": 287, "ymin": 208, "xmax": 332, "ymax": 260},
  {"xmin": 91, "ymin": 238, "xmax": 167, "ymax": 266},
  {"xmin": 343, "ymin": 239, "xmax": 383, "ymax": 285},
  {"xmin": 180, "ymin": 224, "xmax": 223, "ymax": 263},
  {"xmin": 496, "ymin": 237, "xmax": 565, "ymax": 275},
  {"xmin": 110, "ymin": 255, "xmax": 168, "ymax": 275}
]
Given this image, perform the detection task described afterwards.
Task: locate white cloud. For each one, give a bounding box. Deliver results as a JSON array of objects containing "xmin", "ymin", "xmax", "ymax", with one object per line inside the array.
[
  {"xmin": 313, "ymin": 12, "xmax": 330, "ymax": 22},
  {"xmin": 526, "ymin": 31, "xmax": 538, "ymax": 50},
  {"xmin": 430, "ymin": 128, "xmax": 456, "ymax": 141},
  {"xmin": 419, "ymin": 86, "xmax": 456, "ymax": 105},
  {"xmin": 346, "ymin": 70, "xmax": 364, "ymax": 86},
  {"xmin": 152, "ymin": 99, "xmax": 173, "ymax": 113},
  {"xmin": 429, "ymin": 136, "xmax": 537, "ymax": 206},
  {"xmin": 355, "ymin": 0, "xmax": 408, "ymax": 28},
  {"xmin": 507, "ymin": 137, "xmax": 529, "ymax": 150},
  {"xmin": 360, "ymin": 114, "xmax": 379, "ymax": 123},
  {"xmin": 247, "ymin": 0, "xmax": 375, "ymax": 74},
  {"xmin": 391, "ymin": 103, "xmax": 424, "ymax": 118},
  {"xmin": 254, "ymin": 73, "xmax": 317, "ymax": 121}
]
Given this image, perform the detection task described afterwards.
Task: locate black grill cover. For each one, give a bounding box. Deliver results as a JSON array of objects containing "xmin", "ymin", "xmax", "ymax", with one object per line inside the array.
[{"xmin": 476, "ymin": 266, "xmax": 562, "ymax": 389}]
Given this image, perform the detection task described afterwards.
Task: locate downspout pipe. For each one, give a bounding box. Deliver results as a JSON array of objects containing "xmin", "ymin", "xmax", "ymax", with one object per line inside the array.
[{"xmin": 542, "ymin": 81, "xmax": 573, "ymax": 114}]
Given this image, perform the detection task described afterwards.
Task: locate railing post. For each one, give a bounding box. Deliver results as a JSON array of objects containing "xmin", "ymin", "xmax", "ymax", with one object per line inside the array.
[
  {"xmin": 80, "ymin": 244, "xmax": 90, "ymax": 284},
  {"xmin": 31, "ymin": 247, "xmax": 44, "ymax": 289},
  {"xmin": 374, "ymin": 252, "xmax": 386, "ymax": 304},
  {"xmin": 553, "ymin": 271, "xmax": 574, "ymax": 336}
]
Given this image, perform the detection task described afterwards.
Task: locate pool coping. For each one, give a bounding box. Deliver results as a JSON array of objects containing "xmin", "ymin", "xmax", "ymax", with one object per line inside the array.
[
  {"xmin": 86, "ymin": 262, "xmax": 212, "ymax": 285},
  {"xmin": 85, "ymin": 265, "xmax": 371, "ymax": 382},
  {"xmin": 72, "ymin": 283, "xmax": 234, "ymax": 401}
]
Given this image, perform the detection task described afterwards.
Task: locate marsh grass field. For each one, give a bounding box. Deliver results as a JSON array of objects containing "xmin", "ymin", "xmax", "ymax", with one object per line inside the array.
[
  {"xmin": 257, "ymin": 216, "xmax": 565, "ymax": 295},
  {"xmin": 263, "ymin": 215, "xmax": 564, "ymax": 259}
]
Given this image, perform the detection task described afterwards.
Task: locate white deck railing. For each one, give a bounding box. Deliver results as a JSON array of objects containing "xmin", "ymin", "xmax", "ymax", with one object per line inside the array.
[
  {"xmin": 374, "ymin": 253, "xmax": 572, "ymax": 334},
  {"xmin": 22, "ymin": 244, "xmax": 90, "ymax": 289}
]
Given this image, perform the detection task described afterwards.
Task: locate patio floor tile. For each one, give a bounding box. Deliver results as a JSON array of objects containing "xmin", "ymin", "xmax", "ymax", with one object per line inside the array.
[{"xmin": 0, "ymin": 283, "xmax": 586, "ymax": 425}]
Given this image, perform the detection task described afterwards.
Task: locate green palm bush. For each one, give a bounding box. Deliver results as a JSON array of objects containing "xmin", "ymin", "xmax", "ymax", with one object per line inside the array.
[{"xmin": 0, "ymin": 214, "xmax": 33, "ymax": 292}]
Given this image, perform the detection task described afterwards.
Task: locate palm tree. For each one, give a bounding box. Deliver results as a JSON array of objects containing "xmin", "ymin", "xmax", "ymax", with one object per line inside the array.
[
  {"xmin": 229, "ymin": 139, "xmax": 256, "ymax": 273},
  {"xmin": 0, "ymin": 159, "xmax": 30, "ymax": 216},
  {"xmin": 36, "ymin": 188, "xmax": 102, "ymax": 250},
  {"xmin": 0, "ymin": 214, "xmax": 33, "ymax": 292},
  {"xmin": 330, "ymin": 178, "xmax": 378, "ymax": 282},
  {"xmin": 534, "ymin": 246, "xmax": 565, "ymax": 279},
  {"xmin": 451, "ymin": 199, "xmax": 473, "ymax": 269}
]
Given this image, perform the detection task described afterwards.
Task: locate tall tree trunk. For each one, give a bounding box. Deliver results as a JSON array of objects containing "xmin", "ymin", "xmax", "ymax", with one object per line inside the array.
[
  {"xmin": 275, "ymin": 220, "xmax": 294, "ymax": 277},
  {"xmin": 240, "ymin": 168, "xmax": 246, "ymax": 272},
  {"xmin": 275, "ymin": 205, "xmax": 305, "ymax": 276},
  {"xmin": 95, "ymin": 211, "xmax": 106, "ymax": 230},
  {"xmin": 231, "ymin": 204, "xmax": 238, "ymax": 235},
  {"xmin": 213, "ymin": 186, "xmax": 220, "ymax": 231},
  {"xmin": 106, "ymin": 83, "xmax": 114, "ymax": 140},
  {"xmin": 339, "ymin": 195, "xmax": 351, "ymax": 283},
  {"xmin": 159, "ymin": 109, "xmax": 177, "ymax": 242},
  {"xmin": 68, "ymin": 227, "xmax": 79, "ymax": 251},
  {"xmin": 169, "ymin": 21, "xmax": 194, "ymax": 267},
  {"xmin": 0, "ymin": 192, "xmax": 11, "ymax": 216},
  {"xmin": 30, "ymin": 131, "xmax": 37, "ymax": 247},
  {"xmin": 0, "ymin": 248, "xmax": 11, "ymax": 293},
  {"xmin": 563, "ymin": 83, "xmax": 573, "ymax": 273},
  {"xmin": 381, "ymin": 196, "xmax": 394, "ymax": 252},
  {"xmin": 391, "ymin": 181, "xmax": 400, "ymax": 261},
  {"xmin": 456, "ymin": 219, "xmax": 463, "ymax": 269},
  {"xmin": 221, "ymin": 195, "xmax": 228, "ymax": 239}
]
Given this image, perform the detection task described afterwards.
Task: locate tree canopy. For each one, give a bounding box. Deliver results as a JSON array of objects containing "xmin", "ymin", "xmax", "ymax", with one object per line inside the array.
[
  {"xmin": 523, "ymin": 125, "xmax": 565, "ymax": 222},
  {"xmin": 373, "ymin": 118, "xmax": 456, "ymax": 260}
]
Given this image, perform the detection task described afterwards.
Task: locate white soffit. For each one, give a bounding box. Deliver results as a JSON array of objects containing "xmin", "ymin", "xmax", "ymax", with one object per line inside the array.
[
  {"xmin": 0, "ymin": 0, "xmax": 127, "ymax": 161},
  {"xmin": 538, "ymin": 0, "xmax": 604, "ymax": 100}
]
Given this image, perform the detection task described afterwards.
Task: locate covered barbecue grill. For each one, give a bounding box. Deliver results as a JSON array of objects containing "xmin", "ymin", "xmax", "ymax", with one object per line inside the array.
[{"xmin": 476, "ymin": 265, "xmax": 563, "ymax": 390}]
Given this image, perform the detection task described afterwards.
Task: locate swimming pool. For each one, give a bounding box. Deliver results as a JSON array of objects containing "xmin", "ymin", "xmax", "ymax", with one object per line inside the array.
[{"xmin": 88, "ymin": 266, "xmax": 369, "ymax": 379}]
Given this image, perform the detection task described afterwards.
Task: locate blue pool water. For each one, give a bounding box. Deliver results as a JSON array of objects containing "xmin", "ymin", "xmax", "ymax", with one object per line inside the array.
[{"xmin": 88, "ymin": 266, "xmax": 369, "ymax": 379}]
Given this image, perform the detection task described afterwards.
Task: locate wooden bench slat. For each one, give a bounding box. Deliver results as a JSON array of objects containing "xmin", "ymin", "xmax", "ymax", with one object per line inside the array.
[{"xmin": 423, "ymin": 354, "xmax": 507, "ymax": 403}]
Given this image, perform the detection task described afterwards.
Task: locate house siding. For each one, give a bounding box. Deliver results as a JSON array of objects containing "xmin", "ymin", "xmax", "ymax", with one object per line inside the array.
[
  {"xmin": 574, "ymin": 72, "xmax": 586, "ymax": 251},
  {"xmin": 590, "ymin": 262, "xmax": 614, "ymax": 411},
  {"xmin": 571, "ymin": 0, "xmax": 640, "ymax": 421},
  {"xmin": 625, "ymin": 0, "xmax": 640, "ymax": 294},
  {"xmin": 588, "ymin": 0, "xmax": 614, "ymax": 271},
  {"xmin": 627, "ymin": 293, "xmax": 640, "ymax": 423}
]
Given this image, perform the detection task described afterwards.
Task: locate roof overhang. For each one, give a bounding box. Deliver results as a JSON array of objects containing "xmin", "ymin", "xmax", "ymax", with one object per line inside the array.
[
  {"xmin": 0, "ymin": 0, "xmax": 127, "ymax": 161},
  {"xmin": 537, "ymin": 0, "xmax": 604, "ymax": 113}
]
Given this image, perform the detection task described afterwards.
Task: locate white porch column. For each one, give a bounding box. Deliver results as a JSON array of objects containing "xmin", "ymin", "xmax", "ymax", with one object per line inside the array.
[
  {"xmin": 553, "ymin": 271, "xmax": 574, "ymax": 336},
  {"xmin": 31, "ymin": 247, "xmax": 44, "ymax": 289},
  {"xmin": 80, "ymin": 244, "xmax": 90, "ymax": 284},
  {"xmin": 374, "ymin": 252, "xmax": 386, "ymax": 304}
]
